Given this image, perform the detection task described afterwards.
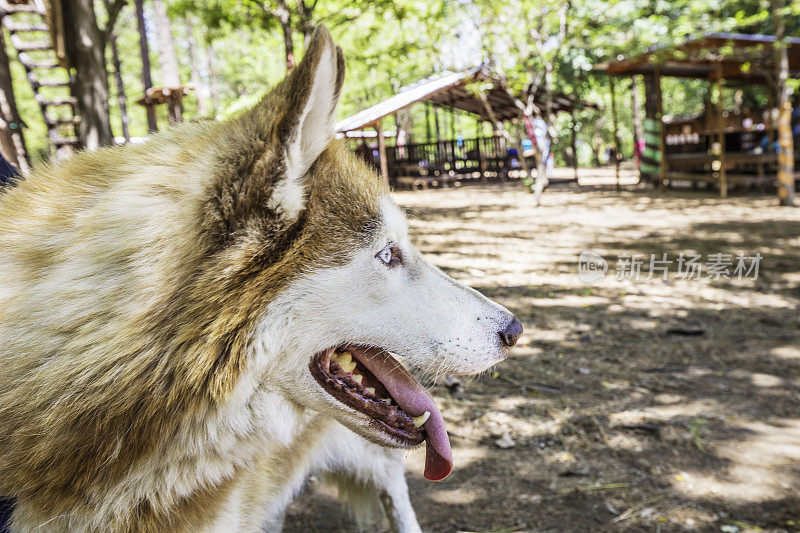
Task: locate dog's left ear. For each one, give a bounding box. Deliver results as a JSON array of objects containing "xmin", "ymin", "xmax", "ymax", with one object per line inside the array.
[{"xmin": 273, "ymin": 25, "xmax": 345, "ymax": 216}]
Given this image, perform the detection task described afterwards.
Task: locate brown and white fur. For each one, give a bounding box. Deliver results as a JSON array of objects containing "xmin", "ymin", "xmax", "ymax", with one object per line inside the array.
[{"xmin": 0, "ymin": 27, "xmax": 520, "ymax": 532}]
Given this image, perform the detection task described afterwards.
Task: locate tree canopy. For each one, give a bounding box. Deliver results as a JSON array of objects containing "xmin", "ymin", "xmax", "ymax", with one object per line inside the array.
[{"xmin": 1, "ymin": 0, "xmax": 797, "ymax": 165}]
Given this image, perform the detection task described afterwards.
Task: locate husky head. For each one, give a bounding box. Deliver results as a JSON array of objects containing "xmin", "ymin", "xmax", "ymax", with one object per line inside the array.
[{"xmin": 208, "ymin": 27, "xmax": 521, "ymax": 481}]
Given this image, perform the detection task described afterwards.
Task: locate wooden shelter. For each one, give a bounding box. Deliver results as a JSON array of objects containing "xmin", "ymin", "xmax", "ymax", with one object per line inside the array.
[
  {"xmin": 136, "ymin": 85, "xmax": 190, "ymax": 125},
  {"xmin": 336, "ymin": 66, "xmax": 594, "ymax": 189},
  {"xmin": 599, "ymin": 32, "xmax": 800, "ymax": 195}
]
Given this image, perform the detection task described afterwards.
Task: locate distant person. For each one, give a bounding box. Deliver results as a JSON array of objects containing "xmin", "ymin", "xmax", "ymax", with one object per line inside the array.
[
  {"xmin": 0, "ymin": 153, "xmax": 19, "ymax": 189},
  {"xmin": 634, "ymin": 139, "xmax": 645, "ymax": 167}
]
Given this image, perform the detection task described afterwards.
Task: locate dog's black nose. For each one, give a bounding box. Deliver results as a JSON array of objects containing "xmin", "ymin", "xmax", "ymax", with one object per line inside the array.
[{"xmin": 498, "ymin": 317, "xmax": 523, "ymax": 347}]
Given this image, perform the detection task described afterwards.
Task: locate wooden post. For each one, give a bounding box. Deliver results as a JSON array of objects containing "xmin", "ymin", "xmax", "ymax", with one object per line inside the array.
[
  {"xmin": 631, "ymin": 75, "xmax": 644, "ymax": 157},
  {"xmin": 570, "ymin": 110, "xmax": 578, "ymax": 182},
  {"xmin": 655, "ymin": 66, "xmax": 666, "ymax": 188},
  {"xmin": 375, "ymin": 118, "xmax": 390, "ymax": 188},
  {"xmin": 609, "ymin": 75, "xmax": 622, "ymax": 191},
  {"xmin": 713, "ymin": 64, "xmax": 727, "ymax": 197},
  {"xmin": 433, "ymin": 105, "xmax": 443, "ymax": 173}
]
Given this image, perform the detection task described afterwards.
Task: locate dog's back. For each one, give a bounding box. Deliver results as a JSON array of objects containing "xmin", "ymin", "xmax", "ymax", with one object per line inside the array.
[{"xmin": 0, "ymin": 122, "xmax": 234, "ymax": 530}]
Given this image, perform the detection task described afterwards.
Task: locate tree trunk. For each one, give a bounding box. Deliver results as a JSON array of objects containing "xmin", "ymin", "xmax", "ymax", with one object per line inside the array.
[
  {"xmin": 134, "ymin": 0, "xmax": 158, "ymax": 133},
  {"xmin": 641, "ymin": 73, "xmax": 662, "ymax": 183},
  {"xmin": 425, "ymin": 102, "xmax": 432, "ymax": 142},
  {"xmin": 475, "ymin": 87, "xmax": 535, "ymax": 192},
  {"xmin": 390, "ymin": 81, "xmax": 413, "ymax": 143},
  {"xmin": 533, "ymin": 156, "xmax": 546, "ymax": 204},
  {"xmin": 609, "ymin": 75, "xmax": 621, "ymax": 191},
  {"xmin": 773, "ymin": 0, "xmax": 796, "ymax": 206},
  {"xmin": 375, "ymin": 118, "xmax": 390, "ymax": 188},
  {"xmin": 152, "ymin": 0, "xmax": 183, "ymax": 124},
  {"xmin": 543, "ymin": 65, "xmax": 555, "ymax": 139},
  {"xmin": 0, "ymin": 30, "xmax": 29, "ymax": 173},
  {"xmin": 61, "ymin": 0, "xmax": 114, "ymax": 150},
  {"xmin": 538, "ymin": 64, "xmax": 556, "ymax": 203},
  {"xmin": 275, "ymin": 0, "xmax": 295, "ymax": 72},
  {"xmin": 103, "ymin": 0, "xmax": 129, "ymax": 142},
  {"xmin": 570, "ymin": 111, "xmax": 578, "ymax": 180},
  {"xmin": 296, "ymin": 0, "xmax": 315, "ymax": 49},
  {"xmin": 396, "ymin": 108, "xmax": 413, "ymax": 143},
  {"xmin": 184, "ymin": 18, "xmax": 208, "ymax": 117},
  {"xmin": 433, "ymin": 106, "xmax": 441, "ymax": 142},
  {"xmin": 206, "ymin": 44, "xmax": 220, "ymax": 112},
  {"xmin": 109, "ymin": 35, "xmax": 130, "ymax": 142}
]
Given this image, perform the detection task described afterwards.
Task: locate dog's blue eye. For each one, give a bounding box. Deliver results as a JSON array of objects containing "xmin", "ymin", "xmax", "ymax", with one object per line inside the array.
[
  {"xmin": 377, "ymin": 244, "xmax": 401, "ymax": 266},
  {"xmin": 377, "ymin": 245, "xmax": 393, "ymax": 265}
]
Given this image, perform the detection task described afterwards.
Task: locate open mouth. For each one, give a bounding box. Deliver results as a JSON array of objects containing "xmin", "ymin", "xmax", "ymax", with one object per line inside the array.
[{"xmin": 309, "ymin": 345, "xmax": 453, "ymax": 481}]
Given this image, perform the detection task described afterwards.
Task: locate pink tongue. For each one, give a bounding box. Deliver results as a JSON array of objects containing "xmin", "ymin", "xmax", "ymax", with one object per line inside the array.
[{"xmin": 357, "ymin": 348, "xmax": 453, "ymax": 481}]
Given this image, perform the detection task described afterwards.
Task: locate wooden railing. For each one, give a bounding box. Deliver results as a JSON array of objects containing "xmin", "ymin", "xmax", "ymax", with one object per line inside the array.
[{"xmin": 383, "ymin": 135, "xmax": 531, "ymax": 178}]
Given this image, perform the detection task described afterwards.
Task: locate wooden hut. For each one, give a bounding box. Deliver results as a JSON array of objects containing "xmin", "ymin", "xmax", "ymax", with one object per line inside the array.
[
  {"xmin": 599, "ymin": 32, "xmax": 800, "ymax": 195},
  {"xmin": 336, "ymin": 67, "xmax": 595, "ymax": 189}
]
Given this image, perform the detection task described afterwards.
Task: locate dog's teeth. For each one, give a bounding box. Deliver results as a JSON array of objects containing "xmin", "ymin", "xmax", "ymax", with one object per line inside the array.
[
  {"xmin": 365, "ymin": 387, "xmax": 375, "ymax": 395},
  {"xmin": 335, "ymin": 352, "xmax": 356, "ymax": 373},
  {"xmin": 352, "ymin": 373, "xmax": 363, "ymax": 384},
  {"xmin": 412, "ymin": 411, "xmax": 430, "ymax": 428}
]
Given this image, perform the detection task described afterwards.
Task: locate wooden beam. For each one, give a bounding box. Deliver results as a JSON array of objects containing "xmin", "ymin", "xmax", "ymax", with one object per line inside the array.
[{"xmin": 375, "ymin": 118, "xmax": 390, "ymax": 188}]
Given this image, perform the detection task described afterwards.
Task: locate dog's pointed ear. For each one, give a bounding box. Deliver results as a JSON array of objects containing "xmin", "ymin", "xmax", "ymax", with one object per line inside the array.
[{"xmin": 273, "ymin": 25, "xmax": 344, "ymax": 214}]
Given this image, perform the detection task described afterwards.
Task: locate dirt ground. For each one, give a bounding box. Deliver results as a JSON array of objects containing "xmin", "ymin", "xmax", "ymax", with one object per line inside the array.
[{"xmin": 285, "ymin": 167, "xmax": 800, "ymax": 532}]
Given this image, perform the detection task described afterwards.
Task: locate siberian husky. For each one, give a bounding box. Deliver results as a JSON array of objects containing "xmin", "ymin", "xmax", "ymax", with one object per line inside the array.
[{"xmin": 0, "ymin": 26, "xmax": 521, "ymax": 532}]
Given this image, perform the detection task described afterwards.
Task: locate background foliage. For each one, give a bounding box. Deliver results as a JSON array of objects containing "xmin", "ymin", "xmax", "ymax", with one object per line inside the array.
[{"xmin": 4, "ymin": 0, "xmax": 798, "ymax": 165}]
